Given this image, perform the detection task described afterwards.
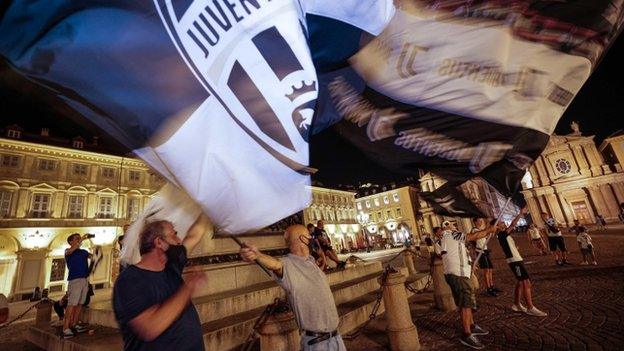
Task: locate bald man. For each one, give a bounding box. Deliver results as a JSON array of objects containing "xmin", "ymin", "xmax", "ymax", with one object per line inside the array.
[{"xmin": 240, "ymin": 225, "xmax": 345, "ymax": 351}]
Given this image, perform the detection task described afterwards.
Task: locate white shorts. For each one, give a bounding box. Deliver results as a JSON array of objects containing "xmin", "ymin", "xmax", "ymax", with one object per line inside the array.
[{"xmin": 67, "ymin": 278, "xmax": 88, "ymax": 306}]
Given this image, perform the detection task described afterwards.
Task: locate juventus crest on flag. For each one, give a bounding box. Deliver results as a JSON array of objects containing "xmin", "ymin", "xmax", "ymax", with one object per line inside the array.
[{"xmin": 0, "ymin": 0, "xmax": 622, "ymax": 229}]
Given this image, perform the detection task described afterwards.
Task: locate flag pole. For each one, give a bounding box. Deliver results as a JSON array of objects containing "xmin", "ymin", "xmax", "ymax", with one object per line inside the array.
[
  {"xmin": 472, "ymin": 196, "xmax": 513, "ymax": 271},
  {"xmin": 228, "ymin": 235, "xmax": 273, "ymax": 277}
]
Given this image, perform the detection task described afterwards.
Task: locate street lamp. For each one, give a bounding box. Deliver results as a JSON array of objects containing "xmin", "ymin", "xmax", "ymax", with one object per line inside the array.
[{"xmin": 356, "ymin": 211, "xmax": 371, "ymax": 253}]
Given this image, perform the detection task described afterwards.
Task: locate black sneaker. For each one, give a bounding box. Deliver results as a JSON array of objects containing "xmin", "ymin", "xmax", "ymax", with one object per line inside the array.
[
  {"xmin": 460, "ymin": 334, "xmax": 485, "ymax": 349},
  {"xmin": 337, "ymin": 261, "xmax": 347, "ymax": 269},
  {"xmin": 472, "ymin": 324, "xmax": 489, "ymax": 336},
  {"xmin": 563, "ymin": 260, "xmax": 572, "ymax": 265},
  {"xmin": 75, "ymin": 325, "xmax": 88, "ymax": 334},
  {"xmin": 485, "ymin": 288, "xmax": 498, "ymax": 297},
  {"xmin": 556, "ymin": 261, "xmax": 563, "ymax": 266},
  {"xmin": 492, "ymin": 286, "xmax": 503, "ymax": 293}
]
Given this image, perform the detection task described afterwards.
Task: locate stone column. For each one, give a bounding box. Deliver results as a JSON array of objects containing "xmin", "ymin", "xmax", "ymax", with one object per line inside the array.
[
  {"xmin": 571, "ymin": 146, "xmax": 591, "ymax": 176},
  {"xmin": 587, "ymin": 186, "xmax": 608, "ymax": 220},
  {"xmin": 556, "ymin": 193, "xmax": 574, "ymax": 226},
  {"xmin": 381, "ymin": 270, "xmax": 420, "ymax": 351},
  {"xmin": 599, "ymin": 184, "xmax": 620, "ymax": 219},
  {"xmin": 431, "ymin": 257, "xmax": 456, "ymax": 312},
  {"xmin": 545, "ymin": 193, "xmax": 565, "ymax": 224},
  {"xmin": 611, "ymin": 182, "xmax": 624, "ymax": 204},
  {"xmin": 258, "ymin": 311, "xmax": 300, "ymax": 351},
  {"xmin": 403, "ymin": 250, "xmax": 417, "ymax": 276}
]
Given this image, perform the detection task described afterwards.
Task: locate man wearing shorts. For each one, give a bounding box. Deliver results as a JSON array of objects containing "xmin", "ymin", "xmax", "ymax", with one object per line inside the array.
[
  {"xmin": 471, "ymin": 218, "xmax": 501, "ymax": 297},
  {"xmin": 439, "ymin": 221, "xmax": 495, "ymax": 349},
  {"xmin": 497, "ymin": 208, "xmax": 547, "ymax": 317},
  {"xmin": 541, "ymin": 212, "xmax": 570, "ymax": 266},
  {"xmin": 527, "ymin": 224, "xmax": 548, "ymax": 255},
  {"xmin": 314, "ymin": 221, "xmax": 346, "ymax": 269},
  {"xmin": 63, "ymin": 233, "xmax": 92, "ymax": 338}
]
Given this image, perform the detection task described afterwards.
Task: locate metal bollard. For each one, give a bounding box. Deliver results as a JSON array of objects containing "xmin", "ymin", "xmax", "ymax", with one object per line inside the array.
[
  {"xmin": 381, "ymin": 269, "xmax": 420, "ymax": 351},
  {"xmin": 431, "ymin": 257, "xmax": 456, "ymax": 312},
  {"xmin": 258, "ymin": 310, "xmax": 300, "ymax": 351}
]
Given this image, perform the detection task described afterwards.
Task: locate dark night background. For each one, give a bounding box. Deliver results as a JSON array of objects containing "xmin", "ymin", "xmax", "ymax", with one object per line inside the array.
[{"xmin": 1, "ymin": 35, "xmax": 622, "ymax": 187}]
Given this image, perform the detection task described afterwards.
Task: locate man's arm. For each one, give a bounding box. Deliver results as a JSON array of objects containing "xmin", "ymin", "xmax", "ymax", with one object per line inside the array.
[
  {"xmin": 466, "ymin": 226, "xmax": 496, "ymax": 242},
  {"xmin": 65, "ymin": 235, "xmax": 87, "ymax": 256},
  {"xmin": 182, "ymin": 214, "xmax": 211, "ymax": 253},
  {"xmin": 239, "ymin": 244, "xmax": 284, "ymax": 278},
  {"xmin": 128, "ymin": 272, "xmax": 205, "ymax": 341}
]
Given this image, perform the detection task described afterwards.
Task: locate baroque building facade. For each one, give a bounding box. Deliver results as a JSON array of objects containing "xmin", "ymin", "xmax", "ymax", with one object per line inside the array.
[
  {"xmin": 0, "ymin": 126, "xmax": 163, "ymax": 300},
  {"xmin": 302, "ymin": 186, "xmax": 359, "ymax": 252},
  {"xmin": 355, "ymin": 185, "xmax": 422, "ymax": 248},
  {"xmin": 522, "ymin": 123, "xmax": 624, "ymax": 227}
]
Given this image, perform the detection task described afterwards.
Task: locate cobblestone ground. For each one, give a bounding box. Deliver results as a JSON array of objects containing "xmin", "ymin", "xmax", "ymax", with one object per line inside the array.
[
  {"xmin": 0, "ymin": 321, "xmax": 43, "ymax": 351},
  {"xmin": 347, "ymin": 228, "xmax": 624, "ymax": 351}
]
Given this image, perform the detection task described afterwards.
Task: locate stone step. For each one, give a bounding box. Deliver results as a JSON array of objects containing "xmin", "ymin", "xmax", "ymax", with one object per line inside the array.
[
  {"xmin": 85, "ymin": 261, "xmax": 384, "ymax": 328},
  {"xmin": 28, "ymin": 273, "xmax": 431, "ymax": 351}
]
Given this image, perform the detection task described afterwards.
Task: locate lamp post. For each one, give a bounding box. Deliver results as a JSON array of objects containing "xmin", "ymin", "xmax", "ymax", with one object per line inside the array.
[{"xmin": 356, "ymin": 212, "xmax": 371, "ymax": 253}]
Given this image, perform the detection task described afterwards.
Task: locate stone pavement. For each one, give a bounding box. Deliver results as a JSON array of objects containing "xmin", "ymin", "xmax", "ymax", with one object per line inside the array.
[{"xmin": 346, "ymin": 228, "xmax": 624, "ymax": 351}]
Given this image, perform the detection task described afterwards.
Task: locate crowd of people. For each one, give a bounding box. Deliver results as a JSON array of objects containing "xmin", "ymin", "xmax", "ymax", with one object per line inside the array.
[
  {"xmin": 425, "ymin": 206, "xmax": 605, "ymax": 349},
  {"xmin": 47, "ymin": 203, "xmax": 612, "ymax": 350}
]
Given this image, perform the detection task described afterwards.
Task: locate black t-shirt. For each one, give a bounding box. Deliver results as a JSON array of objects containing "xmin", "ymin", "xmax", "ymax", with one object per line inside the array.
[{"xmin": 113, "ymin": 247, "xmax": 204, "ymax": 351}]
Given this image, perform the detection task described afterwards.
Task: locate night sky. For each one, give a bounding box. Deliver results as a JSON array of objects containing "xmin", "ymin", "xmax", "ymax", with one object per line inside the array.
[{"xmin": 1, "ymin": 34, "xmax": 622, "ymax": 187}]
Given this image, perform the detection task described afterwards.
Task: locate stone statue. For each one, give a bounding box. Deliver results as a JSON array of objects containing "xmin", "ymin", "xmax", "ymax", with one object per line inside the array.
[{"xmin": 570, "ymin": 121, "xmax": 581, "ymax": 135}]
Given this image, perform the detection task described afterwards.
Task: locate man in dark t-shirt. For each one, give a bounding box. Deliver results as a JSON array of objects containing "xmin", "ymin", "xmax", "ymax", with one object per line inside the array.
[{"xmin": 113, "ymin": 215, "xmax": 210, "ymax": 351}]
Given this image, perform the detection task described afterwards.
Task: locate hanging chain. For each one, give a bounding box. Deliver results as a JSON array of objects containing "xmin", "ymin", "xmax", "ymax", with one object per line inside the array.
[
  {"xmin": 0, "ymin": 298, "xmax": 54, "ymax": 330},
  {"xmin": 240, "ymin": 298, "xmax": 290, "ymax": 351}
]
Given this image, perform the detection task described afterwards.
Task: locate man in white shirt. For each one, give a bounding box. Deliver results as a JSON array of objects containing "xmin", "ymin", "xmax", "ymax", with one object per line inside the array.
[
  {"xmin": 438, "ymin": 221, "xmax": 496, "ymax": 349},
  {"xmin": 540, "ymin": 212, "xmax": 570, "ymax": 266},
  {"xmin": 471, "ymin": 218, "xmax": 501, "ymax": 297},
  {"xmin": 497, "ymin": 208, "xmax": 547, "ymax": 317}
]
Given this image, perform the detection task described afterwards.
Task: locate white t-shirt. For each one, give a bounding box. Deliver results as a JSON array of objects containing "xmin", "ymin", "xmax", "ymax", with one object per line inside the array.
[
  {"xmin": 440, "ymin": 230, "xmax": 472, "ymax": 278},
  {"xmin": 576, "ymin": 233, "xmax": 593, "ymax": 249},
  {"xmin": 471, "ymin": 227, "xmax": 488, "ymax": 251},
  {"xmin": 545, "ymin": 218, "xmax": 563, "ymax": 237}
]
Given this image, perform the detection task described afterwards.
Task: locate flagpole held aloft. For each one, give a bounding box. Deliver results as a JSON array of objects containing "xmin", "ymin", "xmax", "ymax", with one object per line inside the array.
[
  {"xmin": 472, "ymin": 197, "xmax": 513, "ymax": 271},
  {"xmin": 228, "ymin": 235, "xmax": 273, "ymax": 277}
]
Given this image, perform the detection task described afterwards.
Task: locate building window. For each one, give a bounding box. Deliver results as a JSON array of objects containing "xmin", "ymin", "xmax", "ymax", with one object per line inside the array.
[
  {"xmin": 7, "ymin": 129, "xmax": 21, "ymax": 139},
  {"xmin": 72, "ymin": 163, "xmax": 88, "ymax": 176},
  {"xmin": 102, "ymin": 167, "xmax": 115, "ymax": 178},
  {"xmin": 72, "ymin": 140, "xmax": 84, "ymax": 149},
  {"xmin": 393, "ymin": 193, "xmax": 400, "ymax": 202},
  {"xmin": 49, "ymin": 258, "xmax": 66, "ymax": 282},
  {"xmin": 38, "ymin": 159, "xmax": 57, "ymax": 171},
  {"xmin": 365, "ymin": 200, "xmax": 371, "ymax": 208},
  {"xmin": 1, "ymin": 154, "xmax": 19, "ymax": 167},
  {"xmin": 377, "ymin": 211, "xmax": 383, "ymax": 220},
  {"xmin": 396, "ymin": 208, "xmax": 402, "ymax": 217},
  {"xmin": 336, "ymin": 211, "xmax": 341, "ymax": 221},
  {"xmin": 374, "ymin": 198, "xmax": 380, "ymax": 207},
  {"xmin": 68, "ymin": 196, "xmax": 84, "ymax": 218},
  {"xmin": 0, "ymin": 191, "xmax": 12, "ymax": 217},
  {"xmin": 31, "ymin": 193, "xmax": 50, "ymax": 218},
  {"xmin": 555, "ymin": 158, "xmax": 572, "ymax": 174},
  {"xmin": 128, "ymin": 170, "xmax": 141, "ymax": 182},
  {"xmin": 383, "ymin": 196, "xmax": 389, "ymax": 204},
  {"xmin": 127, "ymin": 198, "xmax": 140, "ymax": 220},
  {"xmin": 98, "ymin": 197, "xmax": 114, "ymax": 218},
  {"xmin": 357, "ymin": 202, "xmax": 362, "ymax": 210},
  {"xmin": 386, "ymin": 210, "xmax": 392, "ymax": 219}
]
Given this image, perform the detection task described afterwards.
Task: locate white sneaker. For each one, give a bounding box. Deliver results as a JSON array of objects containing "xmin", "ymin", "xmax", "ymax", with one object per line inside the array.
[
  {"xmin": 592, "ymin": 261, "xmax": 598, "ymax": 265},
  {"xmin": 526, "ymin": 306, "xmax": 548, "ymax": 317},
  {"xmin": 511, "ymin": 303, "xmax": 527, "ymax": 312},
  {"xmin": 580, "ymin": 261, "xmax": 589, "ymax": 265}
]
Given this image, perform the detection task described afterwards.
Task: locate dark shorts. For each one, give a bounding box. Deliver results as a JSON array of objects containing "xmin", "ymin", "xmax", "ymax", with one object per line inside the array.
[
  {"xmin": 321, "ymin": 244, "xmax": 333, "ymax": 252},
  {"xmin": 581, "ymin": 247, "xmax": 594, "ymax": 255},
  {"xmin": 477, "ymin": 251, "xmax": 493, "ymax": 269},
  {"xmin": 509, "ymin": 261, "xmax": 530, "ymax": 281},
  {"xmin": 444, "ymin": 274, "xmax": 476, "ymax": 309},
  {"xmin": 548, "ymin": 236, "xmax": 567, "ymax": 252}
]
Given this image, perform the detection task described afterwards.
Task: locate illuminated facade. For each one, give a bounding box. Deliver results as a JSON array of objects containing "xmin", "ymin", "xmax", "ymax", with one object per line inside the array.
[
  {"xmin": 302, "ymin": 186, "xmax": 359, "ymax": 252},
  {"xmin": 522, "ymin": 123, "xmax": 624, "ymax": 226},
  {"xmin": 355, "ymin": 186, "xmax": 422, "ymax": 247},
  {"xmin": 0, "ymin": 126, "xmax": 163, "ymax": 300}
]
